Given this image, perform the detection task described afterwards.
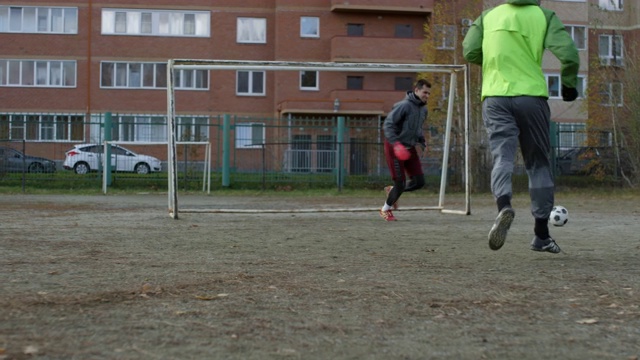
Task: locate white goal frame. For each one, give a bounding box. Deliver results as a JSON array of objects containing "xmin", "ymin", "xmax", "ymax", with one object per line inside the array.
[{"xmin": 167, "ymin": 59, "xmax": 470, "ymax": 219}]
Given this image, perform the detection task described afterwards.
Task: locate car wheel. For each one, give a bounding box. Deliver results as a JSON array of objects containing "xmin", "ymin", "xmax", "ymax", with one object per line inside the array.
[
  {"xmin": 74, "ymin": 162, "xmax": 90, "ymax": 174},
  {"xmin": 28, "ymin": 162, "xmax": 45, "ymax": 173},
  {"xmin": 135, "ymin": 163, "xmax": 150, "ymax": 174}
]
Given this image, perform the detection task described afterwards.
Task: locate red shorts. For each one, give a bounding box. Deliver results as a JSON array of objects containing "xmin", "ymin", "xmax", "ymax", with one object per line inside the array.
[{"xmin": 384, "ymin": 140, "xmax": 423, "ymax": 182}]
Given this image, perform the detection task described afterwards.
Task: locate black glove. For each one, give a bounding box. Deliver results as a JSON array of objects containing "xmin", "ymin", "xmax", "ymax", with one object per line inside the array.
[
  {"xmin": 418, "ymin": 136, "xmax": 427, "ymax": 151},
  {"xmin": 562, "ymin": 86, "xmax": 578, "ymax": 102}
]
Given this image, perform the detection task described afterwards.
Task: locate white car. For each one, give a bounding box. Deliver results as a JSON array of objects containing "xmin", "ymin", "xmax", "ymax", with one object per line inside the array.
[{"xmin": 63, "ymin": 144, "xmax": 162, "ymax": 175}]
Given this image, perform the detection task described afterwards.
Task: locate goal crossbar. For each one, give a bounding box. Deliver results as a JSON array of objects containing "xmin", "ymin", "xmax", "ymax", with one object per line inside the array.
[
  {"xmin": 167, "ymin": 59, "xmax": 471, "ymax": 218},
  {"xmin": 171, "ymin": 59, "xmax": 466, "ymax": 73}
]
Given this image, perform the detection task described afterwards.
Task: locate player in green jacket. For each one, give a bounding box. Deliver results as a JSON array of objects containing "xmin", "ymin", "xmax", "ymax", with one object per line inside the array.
[{"xmin": 462, "ymin": 0, "xmax": 579, "ymax": 253}]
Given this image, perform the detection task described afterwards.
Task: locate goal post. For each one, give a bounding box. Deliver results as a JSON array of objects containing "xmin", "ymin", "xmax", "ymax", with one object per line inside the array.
[{"xmin": 167, "ymin": 59, "xmax": 470, "ymax": 219}]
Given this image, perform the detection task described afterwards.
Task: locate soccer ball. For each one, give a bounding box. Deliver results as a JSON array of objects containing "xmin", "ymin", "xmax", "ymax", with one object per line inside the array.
[{"xmin": 549, "ymin": 206, "xmax": 569, "ymax": 226}]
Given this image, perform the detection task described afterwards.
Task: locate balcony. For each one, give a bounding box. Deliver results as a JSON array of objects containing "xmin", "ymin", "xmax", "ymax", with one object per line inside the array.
[
  {"xmin": 331, "ymin": 0, "xmax": 433, "ymax": 14},
  {"xmin": 278, "ymin": 89, "xmax": 405, "ymax": 116},
  {"xmin": 331, "ymin": 36, "xmax": 424, "ymax": 63},
  {"xmin": 279, "ymin": 98, "xmax": 384, "ymax": 116}
]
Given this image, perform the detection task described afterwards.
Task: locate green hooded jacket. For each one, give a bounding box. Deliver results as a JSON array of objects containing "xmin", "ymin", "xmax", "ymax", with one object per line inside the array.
[{"xmin": 462, "ymin": 0, "xmax": 579, "ymax": 100}]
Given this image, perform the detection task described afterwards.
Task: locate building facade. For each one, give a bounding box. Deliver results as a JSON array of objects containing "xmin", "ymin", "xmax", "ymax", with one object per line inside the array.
[
  {"xmin": 1, "ymin": 0, "xmax": 638, "ymax": 170},
  {"xmin": 0, "ymin": 0, "xmax": 434, "ymax": 166}
]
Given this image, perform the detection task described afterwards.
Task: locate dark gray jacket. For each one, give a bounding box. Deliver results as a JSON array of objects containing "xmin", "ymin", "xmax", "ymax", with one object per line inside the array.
[{"xmin": 383, "ymin": 91, "xmax": 427, "ymax": 147}]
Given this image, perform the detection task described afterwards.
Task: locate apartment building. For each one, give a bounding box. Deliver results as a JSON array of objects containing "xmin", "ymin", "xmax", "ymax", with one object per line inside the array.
[
  {"xmin": 1, "ymin": 0, "xmax": 637, "ymax": 168},
  {"xmin": 539, "ymin": 0, "xmax": 638, "ymax": 152},
  {"xmin": 0, "ymin": 0, "xmax": 434, "ymax": 171}
]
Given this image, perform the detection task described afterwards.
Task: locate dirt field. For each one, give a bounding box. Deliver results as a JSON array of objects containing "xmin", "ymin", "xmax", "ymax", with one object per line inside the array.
[{"xmin": 1, "ymin": 191, "xmax": 639, "ymax": 360}]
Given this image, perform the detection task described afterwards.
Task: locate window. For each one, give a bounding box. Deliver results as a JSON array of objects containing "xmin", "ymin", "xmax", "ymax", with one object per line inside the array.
[
  {"xmin": 141, "ymin": 12, "xmax": 152, "ymax": 33},
  {"xmin": 237, "ymin": 17, "xmax": 266, "ymax": 43},
  {"xmin": 434, "ymin": 25, "xmax": 456, "ymax": 50},
  {"xmin": 599, "ymin": 0, "xmax": 623, "ymax": 11},
  {"xmin": 0, "ymin": 6, "xmax": 77, "ymax": 33},
  {"xmin": 347, "ymin": 76, "xmax": 363, "ymax": 90},
  {"xmin": 136, "ymin": 117, "xmax": 166, "ymax": 142},
  {"xmin": 300, "ymin": 71, "xmax": 318, "ymax": 90},
  {"xmin": 395, "ymin": 77, "xmax": 413, "ymax": 91},
  {"xmin": 114, "ymin": 11, "xmax": 126, "ymax": 33},
  {"xmin": 575, "ymin": 75, "xmax": 586, "ymax": 98},
  {"xmin": 300, "ymin": 16, "xmax": 319, "ymax": 38},
  {"xmin": 347, "ymin": 23, "xmax": 363, "ymax": 36},
  {"xmin": 395, "ymin": 24, "xmax": 413, "ymax": 38},
  {"xmin": 0, "ymin": 60, "xmax": 76, "ymax": 87},
  {"xmin": 558, "ymin": 123, "xmax": 587, "ymax": 149},
  {"xmin": 548, "ymin": 74, "xmax": 586, "ymax": 99},
  {"xmin": 546, "ymin": 74, "xmax": 561, "ymax": 98},
  {"xmin": 600, "ymin": 82, "xmax": 623, "ymax": 107},
  {"xmin": 100, "ymin": 62, "xmax": 207, "ymax": 90},
  {"xmin": 110, "ymin": 115, "xmax": 167, "ymax": 142},
  {"xmin": 101, "ymin": 9, "xmax": 210, "ymax": 37},
  {"xmin": 235, "ymin": 123, "xmax": 265, "ymax": 148},
  {"xmin": 237, "ymin": 71, "xmax": 265, "ymax": 96},
  {"xmin": 599, "ymin": 34, "xmax": 624, "ymax": 66},
  {"xmin": 565, "ymin": 25, "xmax": 586, "ymax": 50},
  {"xmin": 184, "ymin": 13, "xmax": 196, "ymax": 35},
  {"xmin": 177, "ymin": 116, "xmax": 209, "ymax": 142},
  {"xmin": 0, "ymin": 113, "xmax": 84, "ymax": 141}
]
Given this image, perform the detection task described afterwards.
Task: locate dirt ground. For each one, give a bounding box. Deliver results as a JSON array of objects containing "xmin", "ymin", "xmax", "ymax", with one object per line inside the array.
[{"xmin": 1, "ymin": 190, "xmax": 639, "ymax": 360}]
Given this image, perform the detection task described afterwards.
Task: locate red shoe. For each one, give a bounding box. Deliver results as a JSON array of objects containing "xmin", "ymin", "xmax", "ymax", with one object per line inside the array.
[
  {"xmin": 379, "ymin": 209, "xmax": 397, "ymax": 221},
  {"xmin": 384, "ymin": 186, "xmax": 398, "ymax": 210}
]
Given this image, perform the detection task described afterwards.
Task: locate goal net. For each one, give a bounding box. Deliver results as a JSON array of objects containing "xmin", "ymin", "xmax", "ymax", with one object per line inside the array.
[
  {"xmin": 166, "ymin": 59, "xmax": 470, "ymax": 219},
  {"xmin": 100, "ymin": 140, "xmax": 212, "ymax": 195}
]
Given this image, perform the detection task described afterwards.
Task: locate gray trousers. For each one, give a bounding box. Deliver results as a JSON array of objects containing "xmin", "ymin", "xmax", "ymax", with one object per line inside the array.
[{"xmin": 482, "ymin": 96, "xmax": 554, "ymax": 220}]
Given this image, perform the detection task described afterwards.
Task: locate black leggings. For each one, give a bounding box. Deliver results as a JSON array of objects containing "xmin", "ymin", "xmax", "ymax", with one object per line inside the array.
[{"xmin": 386, "ymin": 175, "xmax": 425, "ymax": 206}]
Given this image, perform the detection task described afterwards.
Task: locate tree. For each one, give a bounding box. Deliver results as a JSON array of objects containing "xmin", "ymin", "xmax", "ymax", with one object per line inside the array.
[
  {"xmin": 587, "ymin": 6, "xmax": 639, "ymax": 186},
  {"xmin": 421, "ymin": 0, "xmax": 487, "ymax": 191}
]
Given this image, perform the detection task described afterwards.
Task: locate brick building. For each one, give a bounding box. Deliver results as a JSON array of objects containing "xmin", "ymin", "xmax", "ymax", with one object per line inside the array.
[
  {"xmin": 1, "ymin": 0, "xmax": 638, "ymax": 174},
  {"xmin": 0, "ymin": 0, "xmax": 435, "ymax": 169}
]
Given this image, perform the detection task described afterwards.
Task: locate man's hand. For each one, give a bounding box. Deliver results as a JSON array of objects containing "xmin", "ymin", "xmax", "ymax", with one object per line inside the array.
[
  {"xmin": 419, "ymin": 144, "xmax": 428, "ymax": 159},
  {"xmin": 418, "ymin": 140, "xmax": 428, "ymax": 158},
  {"xmin": 562, "ymin": 86, "xmax": 578, "ymax": 102},
  {"xmin": 393, "ymin": 142, "xmax": 410, "ymax": 160}
]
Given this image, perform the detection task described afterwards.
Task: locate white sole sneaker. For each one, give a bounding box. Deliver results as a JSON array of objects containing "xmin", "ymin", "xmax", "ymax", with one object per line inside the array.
[
  {"xmin": 488, "ymin": 207, "xmax": 515, "ymax": 251},
  {"xmin": 530, "ymin": 236, "xmax": 562, "ymax": 253}
]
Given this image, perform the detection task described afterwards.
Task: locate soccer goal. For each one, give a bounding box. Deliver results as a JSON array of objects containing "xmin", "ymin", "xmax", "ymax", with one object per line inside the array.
[{"xmin": 166, "ymin": 59, "xmax": 470, "ymax": 219}]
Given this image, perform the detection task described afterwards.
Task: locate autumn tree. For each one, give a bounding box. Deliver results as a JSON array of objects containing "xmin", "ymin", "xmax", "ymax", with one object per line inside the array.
[
  {"xmin": 421, "ymin": 0, "xmax": 487, "ymax": 190},
  {"xmin": 587, "ymin": 5, "xmax": 639, "ymax": 186}
]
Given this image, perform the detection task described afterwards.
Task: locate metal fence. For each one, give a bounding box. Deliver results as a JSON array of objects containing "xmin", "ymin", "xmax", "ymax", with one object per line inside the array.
[{"xmin": 0, "ymin": 113, "xmax": 634, "ymax": 192}]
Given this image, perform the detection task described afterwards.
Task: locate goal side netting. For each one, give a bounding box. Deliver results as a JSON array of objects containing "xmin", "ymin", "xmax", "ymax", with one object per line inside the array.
[{"xmin": 167, "ymin": 59, "xmax": 470, "ymax": 219}]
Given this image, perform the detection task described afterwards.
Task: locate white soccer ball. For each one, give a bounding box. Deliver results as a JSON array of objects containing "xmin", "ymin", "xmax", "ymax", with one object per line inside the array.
[{"xmin": 549, "ymin": 206, "xmax": 569, "ymax": 226}]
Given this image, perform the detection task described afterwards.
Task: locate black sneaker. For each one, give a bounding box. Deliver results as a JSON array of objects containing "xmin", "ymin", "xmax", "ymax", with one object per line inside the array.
[
  {"xmin": 530, "ymin": 236, "xmax": 562, "ymax": 254},
  {"xmin": 488, "ymin": 207, "xmax": 515, "ymax": 251}
]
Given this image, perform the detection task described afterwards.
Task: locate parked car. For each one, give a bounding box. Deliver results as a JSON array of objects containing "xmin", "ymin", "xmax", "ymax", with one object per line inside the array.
[
  {"xmin": 63, "ymin": 144, "xmax": 162, "ymax": 175},
  {"xmin": 0, "ymin": 146, "xmax": 57, "ymax": 173},
  {"xmin": 556, "ymin": 146, "xmax": 632, "ymax": 176}
]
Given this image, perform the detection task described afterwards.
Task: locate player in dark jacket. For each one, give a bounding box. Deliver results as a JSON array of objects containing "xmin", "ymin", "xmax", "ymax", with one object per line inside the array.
[{"xmin": 379, "ymin": 79, "xmax": 431, "ymax": 221}]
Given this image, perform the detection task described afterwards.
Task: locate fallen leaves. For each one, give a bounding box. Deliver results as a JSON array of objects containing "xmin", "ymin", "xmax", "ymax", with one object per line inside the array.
[
  {"xmin": 195, "ymin": 293, "xmax": 229, "ymax": 301},
  {"xmin": 139, "ymin": 283, "xmax": 162, "ymax": 298},
  {"xmin": 23, "ymin": 345, "xmax": 38, "ymax": 355}
]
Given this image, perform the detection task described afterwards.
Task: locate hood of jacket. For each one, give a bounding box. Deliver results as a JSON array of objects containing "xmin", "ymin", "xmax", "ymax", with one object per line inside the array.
[
  {"xmin": 506, "ymin": 0, "xmax": 539, "ymax": 5},
  {"xmin": 406, "ymin": 91, "xmax": 426, "ymax": 107}
]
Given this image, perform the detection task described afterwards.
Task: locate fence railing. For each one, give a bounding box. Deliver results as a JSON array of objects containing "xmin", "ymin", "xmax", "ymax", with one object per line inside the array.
[{"xmin": 0, "ymin": 114, "xmax": 635, "ymax": 191}]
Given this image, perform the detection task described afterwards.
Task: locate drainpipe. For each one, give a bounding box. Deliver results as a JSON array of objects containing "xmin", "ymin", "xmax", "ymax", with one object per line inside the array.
[{"xmin": 86, "ymin": 0, "xmax": 92, "ymax": 126}]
